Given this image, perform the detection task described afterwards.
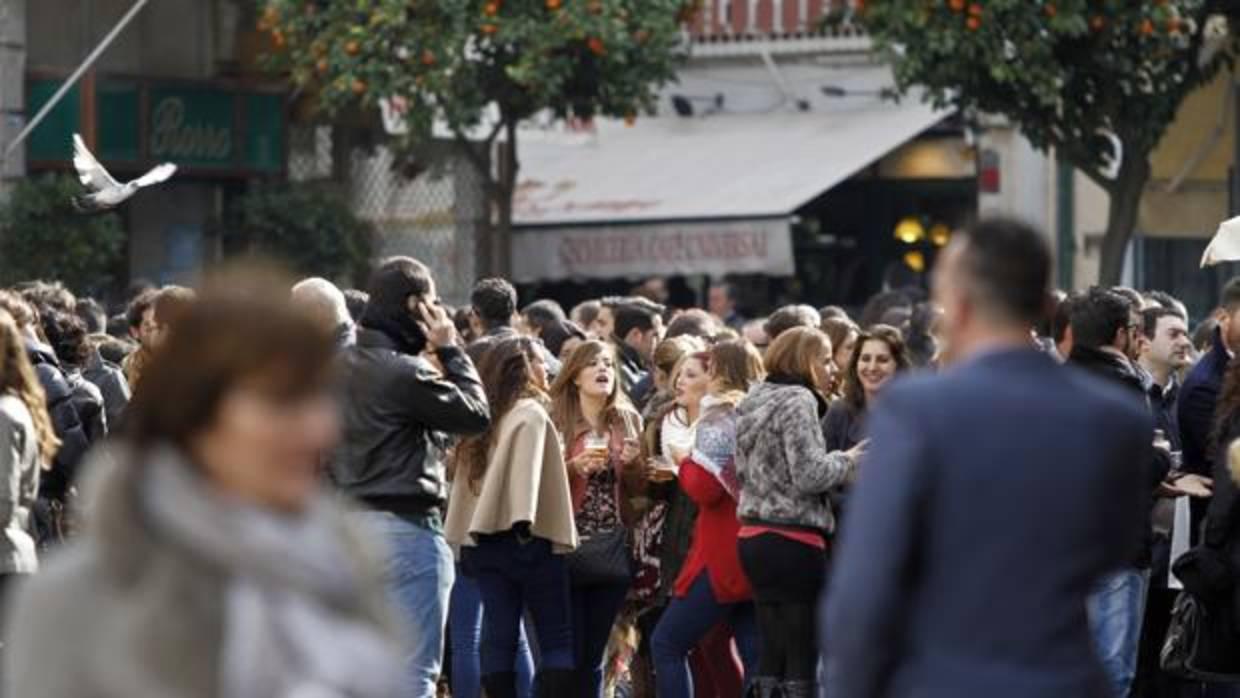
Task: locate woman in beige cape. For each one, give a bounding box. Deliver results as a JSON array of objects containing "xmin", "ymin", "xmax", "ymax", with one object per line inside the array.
[{"xmin": 446, "ymin": 336, "xmax": 578, "ymax": 698}]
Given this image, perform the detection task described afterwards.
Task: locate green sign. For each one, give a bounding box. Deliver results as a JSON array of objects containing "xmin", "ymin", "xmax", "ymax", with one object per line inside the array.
[{"xmin": 27, "ymin": 78, "xmax": 285, "ymax": 176}]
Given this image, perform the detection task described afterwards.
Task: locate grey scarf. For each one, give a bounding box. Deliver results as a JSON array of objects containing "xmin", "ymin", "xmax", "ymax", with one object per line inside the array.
[{"xmin": 143, "ymin": 450, "xmax": 402, "ymax": 698}]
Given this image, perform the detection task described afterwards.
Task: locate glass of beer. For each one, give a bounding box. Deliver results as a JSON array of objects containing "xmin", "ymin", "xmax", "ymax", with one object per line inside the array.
[
  {"xmin": 583, "ymin": 431, "xmax": 610, "ymax": 466},
  {"xmin": 648, "ymin": 455, "xmax": 678, "ymax": 483}
]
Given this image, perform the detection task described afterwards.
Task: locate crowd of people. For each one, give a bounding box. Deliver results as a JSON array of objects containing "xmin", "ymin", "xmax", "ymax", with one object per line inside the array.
[{"xmin": 0, "ymin": 217, "xmax": 1237, "ymax": 698}]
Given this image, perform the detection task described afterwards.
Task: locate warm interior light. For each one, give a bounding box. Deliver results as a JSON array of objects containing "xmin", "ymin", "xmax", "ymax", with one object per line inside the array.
[
  {"xmin": 929, "ymin": 223, "xmax": 951, "ymax": 247},
  {"xmin": 903, "ymin": 250, "xmax": 926, "ymax": 273},
  {"xmin": 894, "ymin": 217, "xmax": 925, "ymax": 244}
]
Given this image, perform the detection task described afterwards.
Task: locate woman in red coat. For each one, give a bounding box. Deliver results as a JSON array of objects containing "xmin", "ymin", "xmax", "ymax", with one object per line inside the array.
[{"xmin": 651, "ymin": 340, "xmax": 765, "ymax": 698}]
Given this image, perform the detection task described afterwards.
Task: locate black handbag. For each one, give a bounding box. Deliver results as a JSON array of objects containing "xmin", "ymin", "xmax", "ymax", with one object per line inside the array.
[
  {"xmin": 566, "ymin": 528, "xmax": 632, "ymax": 587},
  {"xmin": 1162, "ymin": 591, "xmax": 1240, "ymax": 682}
]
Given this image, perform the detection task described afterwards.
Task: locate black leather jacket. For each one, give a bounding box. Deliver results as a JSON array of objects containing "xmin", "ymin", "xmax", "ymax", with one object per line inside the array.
[{"xmin": 328, "ymin": 329, "xmax": 490, "ymax": 515}]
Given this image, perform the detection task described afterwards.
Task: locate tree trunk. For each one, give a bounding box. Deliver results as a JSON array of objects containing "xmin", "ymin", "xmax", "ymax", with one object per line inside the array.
[
  {"xmin": 491, "ymin": 120, "xmax": 518, "ymax": 278},
  {"xmin": 1096, "ymin": 158, "xmax": 1151, "ymax": 287}
]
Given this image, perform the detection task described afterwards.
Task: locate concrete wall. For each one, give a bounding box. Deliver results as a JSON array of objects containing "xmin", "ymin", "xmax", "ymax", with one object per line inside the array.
[{"xmin": 0, "ymin": 0, "xmax": 25, "ymax": 193}]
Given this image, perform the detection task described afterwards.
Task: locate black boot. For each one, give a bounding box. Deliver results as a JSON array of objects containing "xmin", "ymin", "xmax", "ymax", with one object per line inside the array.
[
  {"xmin": 744, "ymin": 676, "xmax": 784, "ymax": 698},
  {"xmin": 535, "ymin": 668, "xmax": 576, "ymax": 698},
  {"xmin": 779, "ymin": 680, "xmax": 814, "ymax": 698},
  {"xmin": 482, "ymin": 671, "xmax": 518, "ymax": 698}
]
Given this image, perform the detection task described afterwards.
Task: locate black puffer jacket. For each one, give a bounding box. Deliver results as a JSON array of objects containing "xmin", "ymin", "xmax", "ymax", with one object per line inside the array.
[{"xmin": 328, "ymin": 329, "xmax": 490, "ymax": 516}]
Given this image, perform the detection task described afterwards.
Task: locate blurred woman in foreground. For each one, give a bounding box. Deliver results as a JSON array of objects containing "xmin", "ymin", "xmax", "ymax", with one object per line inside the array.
[{"xmin": 3, "ymin": 268, "xmax": 404, "ymax": 698}]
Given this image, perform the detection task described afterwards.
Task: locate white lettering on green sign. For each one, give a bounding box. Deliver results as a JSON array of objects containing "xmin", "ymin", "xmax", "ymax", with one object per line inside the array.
[{"xmin": 150, "ymin": 98, "xmax": 231, "ymax": 162}]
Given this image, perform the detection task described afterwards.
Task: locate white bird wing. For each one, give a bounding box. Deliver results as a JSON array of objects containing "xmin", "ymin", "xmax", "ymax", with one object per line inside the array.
[
  {"xmin": 130, "ymin": 162, "xmax": 177, "ymax": 189},
  {"xmin": 72, "ymin": 133, "xmax": 119, "ymax": 191},
  {"xmin": 1201, "ymin": 215, "xmax": 1240, "ymax": 268}
]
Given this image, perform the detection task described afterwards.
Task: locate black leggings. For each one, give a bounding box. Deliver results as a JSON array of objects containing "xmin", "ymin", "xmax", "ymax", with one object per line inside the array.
[{"xmin": 738, "ymin": 533, "xmax": 827, "ymax": 682}]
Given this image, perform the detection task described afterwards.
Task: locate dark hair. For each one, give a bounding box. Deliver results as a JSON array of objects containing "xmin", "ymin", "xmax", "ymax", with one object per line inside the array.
[
  {"xmin": 153, "ymin": 286, "xmax": 197, "ymax": 327},
  {"xmin": 126, "ymin": 289, "xmax": 159, "ymax": 332},
  {"xmin": 764, "ymin": 305, "xmax": 820, "ymax": 341},
  {"xmin": 40, "ymin": 310, "xmax": 90, "ymax": 368},
  {"xmin": 17, "ymin": 281, "xmax": 75, "ymax": 314},
  {"xmin": 843, "ymin": 324, "xmax": 910, "ymax": 412},
  {"xmin": 1222, "ymin": 278, "xmax": 1240, "ymax": 314},
  {"xmin": 1146, "ymin": 290, "xmax": 1186, "ymax": 320},
  {"xmin": 471, "ymin": 278, "xmax": 518, "ymax": 329},
  {"xmin": 1194, "ymin": 316, "xmax": 1220, "ymax": 354},
  {"xmin": 818, "ymin": 306, "xmax": 850, "ymax": 325},
  {"xmin": 522, "ymin": 299, "xmax": 567, "ymax": 336},
  {"xmin": 710, "ymin": 281, "xmax": 736, "ymax": 302},
  {"xmin": 954, "ymin": 218, "xmax": 1051, "ymax": 326},
  {"xmin": 822, "ymin": 317, "xmax": 859, "ymax": 355},
  {"xmin": 541, "ymin": 320, "xmax": 587, "ymax": 358},
  {"xmin": 614, "ymin": 301, "xmax": 661, "ymax": 341},
  {"xmin": 95, "ymin": 334, "xmax": 135, "ymax": 365},
  {"xmin": 75, "ymin": 298, "xmax": 107, "ymax": 334},
  {"xmin": 905, "ymin": 303, "xmax": 942, "ymax": 368},
  {"xmin": 124, "ymin": 266, "xmax": 336, "ymax": 452},
  {"xmin": 666, "ymin": 309, "xmax": 718, "ymax": 340},
  {"xmin": 453, "ymin": 336, "xmax": 545, "ymax": 493},
  {"xmin": 453, "ymin": 306, "xmax": 478, "ymax": 344},
  {"xmin": 1112, "ymin": 287, "xmax": 1144, "ymax": 312},
  {"xmin": 1053, "ymin": 292, "xmax": 1080, "ymax": 344},
  {"xmin": 1142, "ymin": 307, "xmax": 1184, "ymax": 341},
  {"xmin": 571, "ymin": 300, "xmax": 601, "ymax": 328},
  {"xmin": 343, "ymin": 289, "xmax": 369, "ymax": 323},
  {"xmin": 360, "ymin": 256, "xmax": 434, "ymax": 355},
  {"xmin": 859, "ymin": 290, "xmax": 911, "ymax": 329},
  {"xmin": 1070, "ymin": 287, "xmax": 1132, "ymax": 350}
]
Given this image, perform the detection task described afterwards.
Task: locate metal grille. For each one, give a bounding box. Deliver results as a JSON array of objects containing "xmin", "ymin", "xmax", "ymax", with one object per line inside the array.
[
  {"xmin": 349, "ymin": 143, "xmax": 483, "ymax": 307},
  {"xmin": 286, "ymin": 125, "xmax": 485, "ymax": 307}
]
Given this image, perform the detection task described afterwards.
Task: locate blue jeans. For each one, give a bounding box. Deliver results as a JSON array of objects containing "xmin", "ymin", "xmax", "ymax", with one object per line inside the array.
[
  {"xmin": 1087, "ymin": 568, "xmax": 1149, "ymax": 698},
  {"xmin": 652, "ymin": 573, "xmax": 759, "ymax": 698},
  {"xmin": 448, "ymin": 566, "xmax": 535, "ymax": 698},
  {"xmin": 462, "ymin": 532, "xmax": 574, "ymax": 676},
  {"xmin": 571, "ymin": 582, "xmax": 630, "ymax": 698},
  {"xmin": 355, "ymin": 512, "xmax": 455, "ymax": 698}
]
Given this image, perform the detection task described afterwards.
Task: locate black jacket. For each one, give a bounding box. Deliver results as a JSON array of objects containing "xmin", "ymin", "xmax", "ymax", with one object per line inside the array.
[
  {"xmin": 614, "ymin": 339, "xmax": 652, "ymax": 410},
  {"xmin": 1068, "ymin": 345, "xmax": 1170, "ymax": 568},
  {"xmin": 328, "ymin": 329, "xmax": 490, "ymax": 516},
  {"xmin": 82, "ymin": 349, "xmax": 130, "ymax": 430},
  {"xmin": 1179, "ymin": 328, "xmax": 1229, "ymax": 478},
  {"xmin": 25, "ymin": 340, "xmax": 91, "ymax": 500}
]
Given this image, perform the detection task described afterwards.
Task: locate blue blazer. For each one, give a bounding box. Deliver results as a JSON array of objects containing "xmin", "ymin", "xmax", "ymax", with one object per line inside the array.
[
  {"xmin": 822, "ymin": 348, "xmax": 1152, "ymax": 698},
  {"xmin": 1178, "ymin": 328, "xmax": 1230, "ymax": 478}
]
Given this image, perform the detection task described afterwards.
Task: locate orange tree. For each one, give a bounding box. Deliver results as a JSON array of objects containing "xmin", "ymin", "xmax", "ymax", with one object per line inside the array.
[
  {"xmin": 862, "ymin": 1, "xmax": 1238, "ymax": 284},
  {"xmin": 261, "ymin": 0, "xmax": 687, "ymax": 276}
]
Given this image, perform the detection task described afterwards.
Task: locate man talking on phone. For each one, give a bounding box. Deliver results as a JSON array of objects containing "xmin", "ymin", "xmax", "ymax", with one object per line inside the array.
[{"xmin": 330, "ymin": 256, "xmax": 491, "ymax": 698}]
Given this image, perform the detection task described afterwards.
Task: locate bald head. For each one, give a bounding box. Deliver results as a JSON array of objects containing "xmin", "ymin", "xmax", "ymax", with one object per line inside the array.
[{"xmin": 292, "ymin": 277, "xmax": 351, "ymax": 330}]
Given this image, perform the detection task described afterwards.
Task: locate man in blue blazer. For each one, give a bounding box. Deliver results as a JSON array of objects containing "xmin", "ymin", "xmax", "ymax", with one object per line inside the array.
[{"xmin": 822, "ymin": 218, "xmax": 1152, "ymax": 698}]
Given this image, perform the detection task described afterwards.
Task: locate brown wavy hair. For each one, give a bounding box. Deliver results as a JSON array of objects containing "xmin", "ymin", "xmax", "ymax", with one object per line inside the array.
[
  {"xmin": 549, "ymin": 339, "xmax": 635, "ymax": 445},
  {"xmin": 0, "ymin": 309, "xmax": 59, "ymax": 465},
  {"xmin": 710, "ymin": 340, "xmax": 765, "ymax": 402},
  {"xmin": 842, "ymin": 324, "xmax": 910, "ymax": 413},
  {"xmin": 453, "ymin": 336, "xmax": 547, "ymax": 493},
  {"xmin": 644, "ymin": 351, "xmax": 710, "ymax": 457}
]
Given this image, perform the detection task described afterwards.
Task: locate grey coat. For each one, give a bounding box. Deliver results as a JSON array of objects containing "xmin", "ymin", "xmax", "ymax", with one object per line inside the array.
[
  {"xmin": 4, "ymin": 444, "xmax": 403, "ymax": 698},
  {"xmin": 735, "ymin": 381, "xmax": 855, "ymax": 533},
  {"xmin": 0, "ymin": 395, "xmax": 39, "ymax": 574}
]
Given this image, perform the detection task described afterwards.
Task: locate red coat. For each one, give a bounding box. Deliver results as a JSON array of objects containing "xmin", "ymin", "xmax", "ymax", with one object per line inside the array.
[{"xmin": 673, "ymin": 458, "xmax": 752, "ymax": 603}]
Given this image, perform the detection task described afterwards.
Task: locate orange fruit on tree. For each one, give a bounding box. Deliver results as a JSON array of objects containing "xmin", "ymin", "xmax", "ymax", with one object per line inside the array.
[
  {"xmin": 481, "ymin": 23, "xmax": 499, "ymax": 35},
  {"xmin": 317, "ymin": 58, "xmax": 329, "ymax": 74},
  {"xmin": 968, "ymin": 4, "xmax": 982, "ymax": 17},
  {"xmin": 966, "ymin": 15, "xmax": 981, "ymax": 30},
  {"xmin": 1166, "ymin": 17, "xmax": 1182, "ymax": 33},
  {"xmin": 1090, "ymin": 15, "xmax": 1105, "ymax": 32},
  {"xmin": 271, "ymin": 29, "xmax": 286, "ymax": 48},
  {"xmin": 345, "ymin": 40, "xmax": 360, "ymax": 55},
  {"xmin": 352, "ymin": 79, "xmax": 367, "ymax": 95},
  {"xmin": 587, "ymin": 36, "xmax": 606, "ymax": 55},
  {"xmin": 948, "ymin": 0, "xmax": 965, "ymax": 12},
  {"xmin": 484, "ymin": 2, "xmax": 500, "ymax": 16},
  {"xmin": 546, "ymin": 0, "xmax": 562, "ymax": 9},
  {"xmin": 1044, "ymin": 4, "xmax": 1056, "ymax": 18},
  {"xmin": 1140, "ymin": 18, "xmax": 1154, "ymax": 35},
  {"xmin": 421, "ymin": 50, "xmax": 437, "ymax": 66}
]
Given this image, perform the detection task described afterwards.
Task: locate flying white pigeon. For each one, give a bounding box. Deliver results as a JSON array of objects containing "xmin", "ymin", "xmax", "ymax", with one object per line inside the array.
[
  {"xmin": 1201, "ymin": 215, "xmax": 1240, "ymax": 268},
  {"xmin": 71, "ymin": 133, "xmax": 176, "ymax": 213}
]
